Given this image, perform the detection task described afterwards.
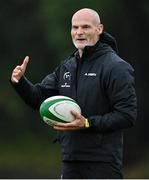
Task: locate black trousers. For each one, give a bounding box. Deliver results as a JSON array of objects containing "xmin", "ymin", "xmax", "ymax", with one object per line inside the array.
[{"xmin": 61, "ymin": 161, "xmax": 123, "ymax": 179}]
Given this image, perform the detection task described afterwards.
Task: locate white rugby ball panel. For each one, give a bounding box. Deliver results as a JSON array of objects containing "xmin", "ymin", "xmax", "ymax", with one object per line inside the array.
[{"xmin": 49, "ymin": 100, "xmax": 81, "ymax": 122}]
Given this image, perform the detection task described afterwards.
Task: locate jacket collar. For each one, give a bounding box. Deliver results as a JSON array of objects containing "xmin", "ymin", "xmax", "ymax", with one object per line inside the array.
[
  {"xmin": 72, "ymin": 31, "xmax": 118, "ymax": 61},
  {"xmin": 74, "ymin": 41, "xmax": 113, "ymax": 61},
  {"xmin": 74, "ymin": 40, "xmax": 102, "ymax": 60}
]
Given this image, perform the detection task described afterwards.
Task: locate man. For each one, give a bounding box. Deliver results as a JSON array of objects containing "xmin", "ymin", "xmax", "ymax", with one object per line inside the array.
[{"xmin": 11, "ymin": 8, "xmax": 137, "ymax": 179}]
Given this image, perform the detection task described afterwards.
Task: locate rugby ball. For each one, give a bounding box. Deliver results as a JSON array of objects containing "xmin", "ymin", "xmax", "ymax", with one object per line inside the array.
[{"xmin": 39, "ymin": 95, "xmax": 81, "ymax": 126}]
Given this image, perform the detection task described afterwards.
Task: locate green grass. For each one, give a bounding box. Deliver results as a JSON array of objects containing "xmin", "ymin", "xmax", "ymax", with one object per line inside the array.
[
  {"xmin": 1, "ymin": 136, "xmax": 149, "ymax": 178},
  {"xmin": 0, "ymin": 136, "xmax": 61, "ymax": 178}
]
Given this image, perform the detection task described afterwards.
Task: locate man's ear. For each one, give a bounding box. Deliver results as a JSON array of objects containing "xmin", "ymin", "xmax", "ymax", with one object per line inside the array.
[{"xmin": 97, "ymin": 24, "xmax": 104, "ymax": 35}]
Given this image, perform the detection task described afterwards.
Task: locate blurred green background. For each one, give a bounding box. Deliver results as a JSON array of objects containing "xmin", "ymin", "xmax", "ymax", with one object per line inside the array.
[{"xmin": 1, "ymin": 0, "xmax": 149, "ymax": 178}]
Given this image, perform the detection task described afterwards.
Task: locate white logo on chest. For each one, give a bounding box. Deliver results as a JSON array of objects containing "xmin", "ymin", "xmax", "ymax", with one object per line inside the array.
[
  {"xmin": 84, "ymin": 73, "xmax": 97, "ymax": 76},
  {"xmin": 61, "ymin": 72, "xmax": 71, "ymax": 88},
  {"xmin": 61, "ymin": 83, "xmax": 70, "ymax": 88},
  {"xmin": 63, "ymin": 72, "xmax": 71, "ymax": 80}
]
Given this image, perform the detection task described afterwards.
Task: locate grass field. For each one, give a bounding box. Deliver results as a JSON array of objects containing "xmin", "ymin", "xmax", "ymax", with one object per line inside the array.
[
  {"xmin": 0, "ymin": 135, "xmax": 149, "ymax": 178},
  {"xmin": 0, "ymin": 136, "xmax": 61, "ymax": 178}
]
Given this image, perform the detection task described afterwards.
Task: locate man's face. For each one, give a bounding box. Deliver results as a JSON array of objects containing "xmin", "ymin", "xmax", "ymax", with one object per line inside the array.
[{"xmin": 71, "ymin": 14, "xmax": 101, "ymax": 51}]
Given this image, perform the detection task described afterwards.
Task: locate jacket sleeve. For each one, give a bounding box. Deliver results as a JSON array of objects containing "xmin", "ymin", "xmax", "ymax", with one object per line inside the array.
[
  {"xmin": 10, "ymin": 68, "xmax": 59, "ymax": 110},
  {"xmin": 88, "ymin": 61, "xmax": 137, "ymax": 132}
]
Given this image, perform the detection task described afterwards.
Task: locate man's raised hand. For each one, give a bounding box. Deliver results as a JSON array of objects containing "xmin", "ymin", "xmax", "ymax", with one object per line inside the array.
[{"xmin": 11, "ymin": 56, "xmax": 29, "ymax": 83}]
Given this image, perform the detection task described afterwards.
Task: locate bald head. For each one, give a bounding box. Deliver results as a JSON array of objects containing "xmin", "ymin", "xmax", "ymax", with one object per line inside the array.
[{"xmin": 72, "ymin": 8, "xmax": 101, "ymax": 26}]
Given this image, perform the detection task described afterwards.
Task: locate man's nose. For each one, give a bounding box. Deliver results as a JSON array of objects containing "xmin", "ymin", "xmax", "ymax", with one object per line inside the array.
[{"xmin": 76, "ymin": 27, "xmax": 84, "ymax": 34}]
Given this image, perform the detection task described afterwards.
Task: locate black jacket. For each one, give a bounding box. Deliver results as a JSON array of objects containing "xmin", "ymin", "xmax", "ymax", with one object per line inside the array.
[{"xmin": 11, "ymin": 32, "xmax": 137, "ymax": 169}]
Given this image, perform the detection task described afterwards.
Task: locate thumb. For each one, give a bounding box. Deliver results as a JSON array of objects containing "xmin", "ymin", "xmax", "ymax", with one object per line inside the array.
[
  {"xmin": 71, "ymin": 110, "xmax": 81, "ymax": 119},
  {"xmin": 20, "ymin": 56, "xmax": 29, "ymax": 71}
]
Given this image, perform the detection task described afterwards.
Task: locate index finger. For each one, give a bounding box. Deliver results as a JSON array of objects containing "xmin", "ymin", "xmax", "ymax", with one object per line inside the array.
[
  {"xmin": 53, "ymin": 121, "xmax": 75, "ymax": 130},
  {"xmin": 20, "ymin": 56, "xmax": 29, "ymax": 69}
]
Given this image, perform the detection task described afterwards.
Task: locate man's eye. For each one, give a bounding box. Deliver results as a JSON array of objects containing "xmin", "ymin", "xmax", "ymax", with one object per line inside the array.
[
  {"xmin": 83, "ymin": 25, "xmax": 90, "ymax": 29},
  {"xmin": 72, "ymin": 26, "xmax": 78, "ymax": 29}
]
